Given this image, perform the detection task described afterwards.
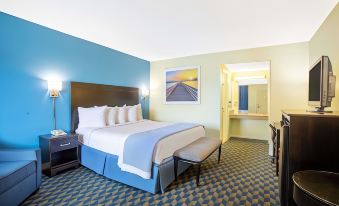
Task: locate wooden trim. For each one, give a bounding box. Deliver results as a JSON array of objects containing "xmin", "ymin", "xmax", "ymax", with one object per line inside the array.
[{"xmin": 282, "ymin": 109, "xmax": 339, "ymax": 117}]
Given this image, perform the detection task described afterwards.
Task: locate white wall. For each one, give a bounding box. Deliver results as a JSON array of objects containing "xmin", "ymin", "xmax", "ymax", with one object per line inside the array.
[
  {"xmin": 150, "ymin": 42, "xmax": 309, "ymax": 141},
  {"xmin": 230, "ymin": 119, "xmax": 269, "ymax": 141}
]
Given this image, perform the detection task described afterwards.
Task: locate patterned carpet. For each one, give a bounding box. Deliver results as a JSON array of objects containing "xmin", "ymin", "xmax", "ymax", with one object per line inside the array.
[{"xmin": 23, "ymin": 138, "xmax": 280, "ymax": 206}]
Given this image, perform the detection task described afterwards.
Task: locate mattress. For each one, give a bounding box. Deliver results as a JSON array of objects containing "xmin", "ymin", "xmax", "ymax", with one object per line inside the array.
[{"xmin": 76, "ymin": 120, "xmax": 205, "ymax": 165}]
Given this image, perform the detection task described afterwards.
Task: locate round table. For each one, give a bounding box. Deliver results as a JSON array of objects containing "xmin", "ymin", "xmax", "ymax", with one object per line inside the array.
[{"xmin": 293, "ymin": 170, "xmax": 339, "ymax": 206}]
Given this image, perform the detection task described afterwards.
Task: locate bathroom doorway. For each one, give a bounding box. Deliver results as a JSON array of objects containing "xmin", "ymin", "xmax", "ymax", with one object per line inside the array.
[{"xmin": 220, "ymin": 61, "xmax": 270, "ymax": 142}]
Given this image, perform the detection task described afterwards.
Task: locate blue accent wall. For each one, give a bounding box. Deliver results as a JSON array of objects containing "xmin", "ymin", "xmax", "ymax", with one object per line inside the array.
[{"xmin": 0, "ymin": 12, "xmax": 150, "ymax": 148}]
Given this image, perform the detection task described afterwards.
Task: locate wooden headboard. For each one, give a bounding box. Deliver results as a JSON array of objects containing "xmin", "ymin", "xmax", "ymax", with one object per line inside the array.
[{"xmin": 70, "ymin": 82, "xmax": 139, "ymax": 132}]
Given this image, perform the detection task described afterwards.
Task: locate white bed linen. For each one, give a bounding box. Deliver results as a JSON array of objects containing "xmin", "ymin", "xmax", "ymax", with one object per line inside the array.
[{"xmin": 76, "ymin": 120, "xmax": 205, "ymax": 165}]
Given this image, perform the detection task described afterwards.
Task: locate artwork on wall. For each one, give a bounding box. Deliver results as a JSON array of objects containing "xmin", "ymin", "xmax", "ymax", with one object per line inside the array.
[{"xmin": 164, "ymin": 66, "xmax": 200, "ymax": 104}]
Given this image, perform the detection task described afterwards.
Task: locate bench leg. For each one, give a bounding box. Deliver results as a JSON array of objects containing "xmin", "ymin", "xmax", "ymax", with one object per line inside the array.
[
  {"xmin": 174, "ymin": 157, "xmax": 178, "ymax": 181},
  {"xmin": 218, "ymin": 145, "xmax": 221, "ymax": 164},
  {"xmin": 196, "ymin": 164, "xmax": 201, "ymax": 186}
]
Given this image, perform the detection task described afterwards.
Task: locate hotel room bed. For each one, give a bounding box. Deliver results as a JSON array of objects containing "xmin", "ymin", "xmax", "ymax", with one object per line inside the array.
[
  {"xmin": 70, "ymin": 82, "xmax": 205, "ymax": 193},
  {"xmin": 77, "ymin": 121, "xmax": 205, "ymax": 193},
  {"xmin": 77, "ymin": 120, "xmax": 204, "ymax": 166}
]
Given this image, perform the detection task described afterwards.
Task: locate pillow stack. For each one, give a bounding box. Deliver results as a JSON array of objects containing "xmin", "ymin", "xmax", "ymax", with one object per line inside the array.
[{"xmin": 77, "ymin": 104, "xmax": 143, "ymax": 128}]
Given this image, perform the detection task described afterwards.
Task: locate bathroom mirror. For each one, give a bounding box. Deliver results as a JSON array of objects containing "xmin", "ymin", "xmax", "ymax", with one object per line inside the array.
[{"xmin": 238, "ymin": 84, "xmax": 268, "ymax": 114}]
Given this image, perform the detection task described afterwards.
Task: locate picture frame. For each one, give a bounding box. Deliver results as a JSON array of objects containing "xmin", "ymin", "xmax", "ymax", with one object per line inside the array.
[{"xmin": 164, "ymin": 66, "xmax": 200, "ymax": 104}]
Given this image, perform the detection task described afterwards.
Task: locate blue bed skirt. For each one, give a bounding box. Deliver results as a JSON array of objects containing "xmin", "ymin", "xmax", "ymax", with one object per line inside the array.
[{"xmin": 79, "ymin": 144, "xmax": 191, "ymax": 194}]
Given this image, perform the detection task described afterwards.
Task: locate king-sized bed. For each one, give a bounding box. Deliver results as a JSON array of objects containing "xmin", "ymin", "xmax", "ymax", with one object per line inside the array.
[{"xmin": 71, "ymin": 82, "xmax": 205, "ymax": 193}]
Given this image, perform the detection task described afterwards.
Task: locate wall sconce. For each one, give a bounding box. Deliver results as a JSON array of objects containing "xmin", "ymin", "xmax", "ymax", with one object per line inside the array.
[
  {"xmin": 48, "ymin": 80, "xmax": 62, "ymax": 131},
  {"xmin": 141, "ymin": 87, "xmax": 150, "ymax": 100},
  {"xmin": 48, "ymin": 80, "xmax": 62, "ymax": 97}
]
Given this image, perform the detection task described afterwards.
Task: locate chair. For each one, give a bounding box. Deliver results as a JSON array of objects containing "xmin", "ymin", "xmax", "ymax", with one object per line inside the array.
[
  {"xmin": 293, "ymin": 170, "xmax": 339, "ymax": 206},
  {"xmin": 269, "ymin": 123, "xmax": 280, "ymax": 176},
  {"xmin": 0, "ymin": 148, "xmax": 41, "ymax": 206}
]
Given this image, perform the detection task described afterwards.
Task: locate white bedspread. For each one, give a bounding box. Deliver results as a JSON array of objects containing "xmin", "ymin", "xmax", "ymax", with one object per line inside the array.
[{"xmin": 76, "ymin": 120, "xmax": 205, "ymax": 165}]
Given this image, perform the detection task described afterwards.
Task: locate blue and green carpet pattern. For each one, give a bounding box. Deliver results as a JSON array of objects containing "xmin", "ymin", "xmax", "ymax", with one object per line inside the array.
[{"xmin": 23, "ymin": 138, "xmax": 280, "ymax": 205}]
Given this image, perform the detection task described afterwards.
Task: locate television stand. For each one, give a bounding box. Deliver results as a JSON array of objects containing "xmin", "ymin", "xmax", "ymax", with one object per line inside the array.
[
  {"xmin": 306, "ymin": 107, "xmax": 333, "ymax": 113},
  {"xmin": 279, "ymin": 110, "xmax": 339, "ymax": 205}
]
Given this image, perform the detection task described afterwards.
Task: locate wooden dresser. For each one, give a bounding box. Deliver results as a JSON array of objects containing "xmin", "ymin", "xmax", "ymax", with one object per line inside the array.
[{"xmin": 279, "ymin": 110, "xmax": 339, "ymax": 206}]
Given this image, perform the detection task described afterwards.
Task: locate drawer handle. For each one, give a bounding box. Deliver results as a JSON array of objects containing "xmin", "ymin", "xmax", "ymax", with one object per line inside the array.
[{"xmin": 60, "ymin": 142, "xmax": 71, "ymax": 147}]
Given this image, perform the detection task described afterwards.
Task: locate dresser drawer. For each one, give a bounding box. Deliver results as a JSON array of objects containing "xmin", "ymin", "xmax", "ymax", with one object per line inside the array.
[{"xmin": 50, "ymin": 136, "xmax": 78, "ymax": 153}]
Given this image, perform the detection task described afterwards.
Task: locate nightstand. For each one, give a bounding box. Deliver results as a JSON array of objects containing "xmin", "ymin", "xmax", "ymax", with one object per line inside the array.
[{"xmin": 39, "ymin": 133, "xmax": 79, "ymax": 177}]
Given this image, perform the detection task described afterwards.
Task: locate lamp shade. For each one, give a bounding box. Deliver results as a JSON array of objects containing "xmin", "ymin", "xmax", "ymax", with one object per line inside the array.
[
  {"xmin": 48, "ymin": 80, "xmax": 62, "ymax": 97},
  {"xmin": 141, "ymin": 87, "xmax": 149, "ymax": 97},
  {"xmin": 48, "ymin": 80, "xmax": 62, "ymax": 91}
]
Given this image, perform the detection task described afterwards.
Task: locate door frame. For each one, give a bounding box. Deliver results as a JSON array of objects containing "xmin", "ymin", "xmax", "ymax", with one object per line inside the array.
[
  {"xmin": 219, "ymin": 61, "xmax": 273, "ymax": 156},
  {"xmin": 220, "ymin": 65, "xmax": 230, "ymax": 143}
]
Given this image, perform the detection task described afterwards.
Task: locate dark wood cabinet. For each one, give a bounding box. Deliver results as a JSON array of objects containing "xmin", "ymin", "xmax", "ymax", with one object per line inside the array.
[
  {"xmin": 39, "ymin": 134, "xmax": 79, "ymax": 177},
  {"xmin": 279, "ymin": 110, "xmax": 339, "ymax": 206}
]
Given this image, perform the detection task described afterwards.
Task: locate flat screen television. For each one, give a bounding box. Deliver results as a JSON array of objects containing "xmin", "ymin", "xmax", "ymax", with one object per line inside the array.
[{"xmin": 308, "ymin": 56, "xmax": 336, "ymax": 112}]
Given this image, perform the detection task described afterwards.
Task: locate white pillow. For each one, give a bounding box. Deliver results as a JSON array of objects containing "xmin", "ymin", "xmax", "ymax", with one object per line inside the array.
[
  {"xmin": 117, "ymin": 105, "xmax": 127, "ymax": 124},
  {"xmin": 107, "ymin": 107, "xmax": 118, "ymax": 126},
  {"xmin": 94, "ymin": 105, "xmax": 110, "ymax": 125},
  {"xmin": 127, "ymin": 105, "xmax": 138, "ymax": 122},
  {"xmin": 136, "ymin": 104, "xmax": 143, "ymax": 120},
  {"xmin": 78, "ymin": 106, "xmax": 107, "ymax": 128}
]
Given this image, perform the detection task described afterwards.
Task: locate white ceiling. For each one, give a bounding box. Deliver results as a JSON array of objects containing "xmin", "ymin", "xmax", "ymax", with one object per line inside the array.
[{"xmin": 0, "ymin": 0, "xmax": 338, "ymax": 61}]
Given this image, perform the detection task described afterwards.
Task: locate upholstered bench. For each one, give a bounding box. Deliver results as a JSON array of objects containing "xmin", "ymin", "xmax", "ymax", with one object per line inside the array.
[{"xmin": 174, "ymin": 137, "xmax": 222, "ymax": 186}]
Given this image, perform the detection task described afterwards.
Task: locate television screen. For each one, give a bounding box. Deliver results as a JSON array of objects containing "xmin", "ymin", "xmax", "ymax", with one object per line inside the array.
[{"xmin": 309, "ymin": 62, "xmax": 321, "ymax": 101}]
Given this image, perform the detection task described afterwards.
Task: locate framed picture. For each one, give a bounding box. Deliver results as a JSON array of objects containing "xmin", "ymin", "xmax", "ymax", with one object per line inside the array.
[{"xmin": 164, "ymin": 66, "xmax": 200, "ymax": 104}]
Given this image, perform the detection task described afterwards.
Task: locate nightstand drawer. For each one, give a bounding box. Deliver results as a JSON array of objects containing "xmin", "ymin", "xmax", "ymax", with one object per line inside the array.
[{"xmin": 50, "ymin": 136, "xmax": 78, "ymax": 153}]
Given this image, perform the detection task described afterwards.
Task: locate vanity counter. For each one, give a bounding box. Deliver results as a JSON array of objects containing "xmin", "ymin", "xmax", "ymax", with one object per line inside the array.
[{"xmin": 229, "ymin": 113, "xmax": 268, "ymax": 120}]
